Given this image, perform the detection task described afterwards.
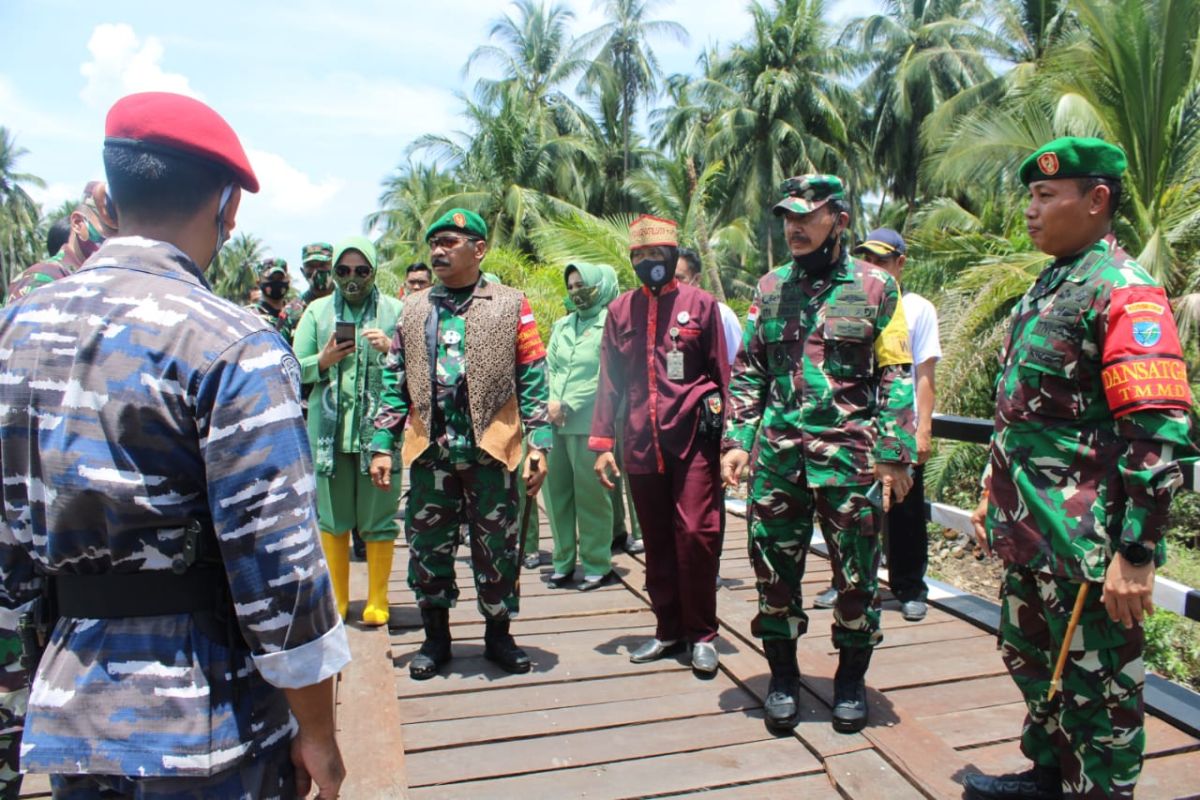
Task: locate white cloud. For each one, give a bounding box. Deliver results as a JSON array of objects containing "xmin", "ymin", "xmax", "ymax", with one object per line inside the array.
[
  {"xmin": 79, "ymin": 23, "xmax": 199, "ymax": 109},
  {"xmin": 245, "ymin": 148, "xmax": 343, "ymax": 216},
  {"xmin": 0, "ymin": 76, "xmax": 88, "ymax": 142}
]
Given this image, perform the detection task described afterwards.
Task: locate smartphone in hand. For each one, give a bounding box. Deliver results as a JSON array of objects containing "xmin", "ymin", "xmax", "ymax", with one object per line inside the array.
[{"xmin": 335, "ymin": 321, "xmax": 356, "ymax": 346}]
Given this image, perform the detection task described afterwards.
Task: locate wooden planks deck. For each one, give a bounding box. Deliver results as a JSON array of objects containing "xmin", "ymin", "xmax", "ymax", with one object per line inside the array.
[
  {"xmin": 377, "ymin": 507, "xmax": 1200, "ymax": 800},
  {"xmin": 18, "ymin": 505, "xmax": 1200, "ymax": 798}
]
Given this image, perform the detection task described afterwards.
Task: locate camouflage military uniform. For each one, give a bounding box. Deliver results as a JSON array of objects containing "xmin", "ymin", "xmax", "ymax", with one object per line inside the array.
[
  {"xmin": 0, "ymin": 238, "xmax": 349, "ymax": 790},
  {"xmin": 985, "ymin": 235, "xmax": 1193, "ymax": 798},
  {"xmin": 725, "ymin": 251, "xmax": 915, "ymax": 648},
  {"xmin": 373, "ymin": 276, "xmax": 552, "ymax": 619},
  {"xmin": 279, "ymin": 243, "xmax": 334, "ymax": 346}
]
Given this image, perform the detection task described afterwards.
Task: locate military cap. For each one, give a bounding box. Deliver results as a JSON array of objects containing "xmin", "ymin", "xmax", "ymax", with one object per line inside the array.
[
  {"xmin": 104, "ymin": 92, "xmax": 259, "ymax": 192},
  {"xmin": 1019, "ymin": 137, "xmax": 1127, "ymax": 186},
  {"xmin": 773, "ymin": 174, "xmax": 845, "ymax": 216},
  {"xmin": 257, "ymin": 257, "xmax": 288, "ymax": 278},
  {"xmin": 426, "ymin": 208, "xmax": 488, "ymax": 242},
  {"xmin": 854, "ymin": 228, "xmax": 906, "ymax": 257},
  {"xmin": 628, "ymin": 214, "xmax": 678, "ymax": 248},
  {"xmin": 301, "ymin": 242, "xmax": 333, "ymax": 263}
]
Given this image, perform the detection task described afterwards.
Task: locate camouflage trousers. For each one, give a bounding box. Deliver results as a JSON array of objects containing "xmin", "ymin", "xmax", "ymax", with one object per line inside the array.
[
  {"xmin": 1000, "ymin": 566, "xmax": 1144, "ymax": 799},
  {"xmin": 49, "ymin": 741, "xmax": 295, "ymax": 799},
  {"xmin": 406, "ymin": 452, "xmax": 521, "ymax": 620},
  {"xmin": 0, "ymin": 628, "xmax": 25, "ymax": 800},
  {"xmin": 748, "ymin": 467, "xmax": 881, "ymax": 649}
]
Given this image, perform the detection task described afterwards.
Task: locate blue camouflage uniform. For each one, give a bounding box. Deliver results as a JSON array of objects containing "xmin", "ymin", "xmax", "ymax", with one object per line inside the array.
[{"xmin": 0, "ymin": 237, "xmax": 349, "ymax": 793}]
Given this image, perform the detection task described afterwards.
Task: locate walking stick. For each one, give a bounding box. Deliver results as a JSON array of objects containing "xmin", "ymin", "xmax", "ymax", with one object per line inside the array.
[
  {"xmin": 518, "ymin": 454, "xmax": 540, "ymax": 559},
  {"xmin": 1047, "ymin": 582, "xmax": 1090, "ymax": 702}
]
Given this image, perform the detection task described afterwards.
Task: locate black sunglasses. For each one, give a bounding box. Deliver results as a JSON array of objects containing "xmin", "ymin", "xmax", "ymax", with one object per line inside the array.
[{"xmin": 335, "ymin": 264, "xmax": 373, "ymax": 278}]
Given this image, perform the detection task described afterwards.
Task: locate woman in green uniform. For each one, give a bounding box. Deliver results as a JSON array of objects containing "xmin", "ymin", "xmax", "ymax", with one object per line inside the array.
[
  {"xmin": 294, "ymin": 236, "xmax": 404, "ymax": 625},
  {"xmin": 545, "ymin": 263, "xmax": 619, "ymax": 588}
]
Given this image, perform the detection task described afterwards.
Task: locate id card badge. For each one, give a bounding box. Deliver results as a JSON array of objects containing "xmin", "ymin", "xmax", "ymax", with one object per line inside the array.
[{"xmin": 666, "ymin": 350, "xmax": 685, "ymax": 381}]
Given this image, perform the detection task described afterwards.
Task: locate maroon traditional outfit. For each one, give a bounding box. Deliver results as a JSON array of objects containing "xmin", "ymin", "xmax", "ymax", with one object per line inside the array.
[{"xmin": 590, "ymin": 278, "xmax": 729, "ymax": 643}]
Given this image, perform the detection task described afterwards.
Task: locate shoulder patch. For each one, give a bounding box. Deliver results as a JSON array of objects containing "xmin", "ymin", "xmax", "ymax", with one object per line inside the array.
[
  {"xmin": 280, "ymin": 352, "xmax": 302, "ymax": 395},
  {"xmin": 1102, "ymin": 285, "xmax": 1191, "ymax": 416}
]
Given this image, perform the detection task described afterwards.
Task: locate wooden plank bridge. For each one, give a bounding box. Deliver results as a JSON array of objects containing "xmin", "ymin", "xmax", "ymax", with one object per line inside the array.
[{"xmin": 19, "ymin": 503, "xmax": 1200, "ymax": 798}]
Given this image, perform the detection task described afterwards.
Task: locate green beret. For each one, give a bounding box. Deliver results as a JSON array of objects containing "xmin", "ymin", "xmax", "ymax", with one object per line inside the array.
[
  {"xmin": 426, "ymin": 208, "xmax": 488, "ymax": 242},
  {"xmin": 1019, "ymin": 137, "xmax": 1127, "ymax": 186},
  {"xmin": 301, "ymin": 242, "xmax": 333, "ymax": 263},
  {"xmin": 773, "ymin": 174, "xmax": 845, "ymax": 216},
  {"xmin": 256, "ymin": 257, "xmax": 288, "ymax": 277}
]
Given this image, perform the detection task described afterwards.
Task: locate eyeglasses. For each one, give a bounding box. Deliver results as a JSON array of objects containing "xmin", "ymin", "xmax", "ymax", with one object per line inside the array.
[
  {"xmin": 335, "ymin": 264, "xmax": 373, "ymax": 278},
  {"xmin": 429, "ymin": 235, "xmax": 477, "ymax": 251}
]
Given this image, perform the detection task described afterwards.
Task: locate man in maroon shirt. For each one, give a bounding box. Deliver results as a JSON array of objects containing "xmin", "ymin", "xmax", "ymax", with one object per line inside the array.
[{"xmin": 591, "ymin": 215, "xmax": 729, "ymax": 676}]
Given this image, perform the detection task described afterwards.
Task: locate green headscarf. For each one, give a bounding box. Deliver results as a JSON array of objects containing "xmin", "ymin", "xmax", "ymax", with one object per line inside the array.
[
  {"xmin": 564, "ymin": 262, "xmax": 619, "ymax": 319},
  {"xmin": 332, "ymin": 235, "xmax": 378, "ymax": 306}
]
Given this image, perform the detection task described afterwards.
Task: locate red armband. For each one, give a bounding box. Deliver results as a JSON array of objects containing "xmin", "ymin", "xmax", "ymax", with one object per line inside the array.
[
  {"xmin": 515, "ymin": 297, "xmax": 547, "ymax": 365},
  {"xmin": 1101, "ymin": 285, "xmax": 1192, "ymax": 417}
]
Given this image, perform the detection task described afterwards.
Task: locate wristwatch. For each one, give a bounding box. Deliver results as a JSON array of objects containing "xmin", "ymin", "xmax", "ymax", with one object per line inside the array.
[{"xmin": 1117, "ymin": 539, "xmax": 1154, "ymax": 567}]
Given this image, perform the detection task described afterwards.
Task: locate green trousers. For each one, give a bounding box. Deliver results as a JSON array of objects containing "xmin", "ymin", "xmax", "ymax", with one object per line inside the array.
[
  {"xmin": 610, "ymin": 436, "xmax": 642, "ymax": 542},
  {"xmin": 1000, "ymin": 566, "xmax": 1144, "ymax": 799},
  {"xmin": 317, "ymin": 452, "xmax": 401, "ymax": 540},
  {"xmin": 546, "ymin": 431, "xmax": 614, "ymax": 577}
]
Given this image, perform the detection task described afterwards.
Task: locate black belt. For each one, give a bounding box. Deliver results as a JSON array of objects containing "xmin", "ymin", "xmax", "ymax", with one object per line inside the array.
[{"xmin": 55, "ymin": 567, "xmax": 228, "ymax": 619}]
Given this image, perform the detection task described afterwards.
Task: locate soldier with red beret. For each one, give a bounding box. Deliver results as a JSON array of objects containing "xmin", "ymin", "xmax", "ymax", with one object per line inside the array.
[{"xmin": 0, "ymin": 92, "xmax": 347, "ymax": 798}]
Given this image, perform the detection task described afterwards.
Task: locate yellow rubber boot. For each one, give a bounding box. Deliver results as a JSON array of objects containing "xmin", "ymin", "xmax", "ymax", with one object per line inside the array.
[
  {"xmin": 320, "ymin": 531, "xmax": 350, "ymax": 619},
  {"xmin": 362, "ymin": 540, "xmax": 395, "ymax": 627}
]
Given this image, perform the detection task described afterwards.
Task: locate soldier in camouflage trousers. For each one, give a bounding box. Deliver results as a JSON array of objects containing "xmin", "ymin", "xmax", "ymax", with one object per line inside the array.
[
  {"xmin": 965, "ymin": 140, "xmax": 1195, "ymax": 800},
  {"xmin": 371, "ymin": 208, "xmax": 551, "ymax": 680},
  {"xmin": 722, "ymin": 175, "xmax": 915, "ymax": 735},
  {"xmin": 278, "ymin": 242, "xmax": 334, "ymax": 346},
  {"xmin": 244, "ymin": 257, "xmax": 291, "ymax": 334}
]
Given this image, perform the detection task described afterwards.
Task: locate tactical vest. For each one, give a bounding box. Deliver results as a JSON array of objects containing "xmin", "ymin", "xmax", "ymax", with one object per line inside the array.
[{"xmin": 401, "ymin": 281, "xmax": 526, "ymax": 470}]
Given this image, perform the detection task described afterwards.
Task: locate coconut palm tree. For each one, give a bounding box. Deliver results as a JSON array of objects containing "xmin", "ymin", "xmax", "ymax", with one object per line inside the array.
[
  {"xmin": 578, "ymin": 0, "xmax": 688, "ymax": 185},
  {"xmin": 700, "ymin": 0, "xmax": 859, "ymax": 269},
  {"xmin": 840, "ymin": 0, "xmax": 998, "ymax": 214},
  {"xmin": 467, "ymin": 0, "xmax": 590, "ymax": 106},
  {"xmin": 213, "ymin": 231, "xmax": 265, "ymax": 304},
  {"xmin": 0, "ymin": 127, "xmax": 46, "ymax": 299}
]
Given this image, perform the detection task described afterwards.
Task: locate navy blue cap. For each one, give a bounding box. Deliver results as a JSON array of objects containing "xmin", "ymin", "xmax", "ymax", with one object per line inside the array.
[{"xmin": 854, "ymin": 228, "xmax": 906, "ymax": 257}]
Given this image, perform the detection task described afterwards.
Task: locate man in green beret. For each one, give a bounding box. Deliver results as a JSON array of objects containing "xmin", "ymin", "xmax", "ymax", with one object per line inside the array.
[
  {"xmin": 279, "ymin": 242, "xmax": 334, "ymax": 346},
  {"xmin": 721, "ymin": 175, "xmax": 916, "ymax": 734},
  {"xmin": 245, "ymin": 257, "xmax": 291, "ymax": 331},
  {"xmin": 369, "ymin": 208, "xmax": 552, "ymax": 679},
  {"xmin": 966, "ymin": 137, "xmax": 1195, "ymax": 800}
]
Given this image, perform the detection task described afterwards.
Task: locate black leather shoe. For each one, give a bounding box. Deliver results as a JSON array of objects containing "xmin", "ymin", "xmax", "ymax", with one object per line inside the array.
[
  {"xmin": 831, "ymin": 646, "xmax": 872, "ymax": 733},
  {"xmin": 484, "ymin": 618, "xmax": 531, "ymax": 673},
  {"xmin": 624, "ymin": 538, "xmax": 645, "ymax": 555},
  {"xmin": 409, "ymin": 607, "xmax": 451, "ymax": 680},
  {"xmin": 812, "ymin": 586, "xmax": 837, "ymax": 609},
  {"xmin": 763, "ymin": 638, "xmax": 801, "ymax": 731},
  {"xmin": 962, "ymin": 766, "xmax": 1062, "ymax": 799}
]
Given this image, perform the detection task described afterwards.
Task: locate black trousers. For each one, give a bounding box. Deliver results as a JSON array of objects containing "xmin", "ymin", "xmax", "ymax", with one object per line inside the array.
[{"xmin": 886, "ymin": 464, "xmax": 927, "ymax": 602}]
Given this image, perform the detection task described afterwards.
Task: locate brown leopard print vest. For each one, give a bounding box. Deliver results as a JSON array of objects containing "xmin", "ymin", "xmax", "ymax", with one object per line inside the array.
[{"xmin": 400, "ymin": 280, "xmax": 525, "ymax": 470}]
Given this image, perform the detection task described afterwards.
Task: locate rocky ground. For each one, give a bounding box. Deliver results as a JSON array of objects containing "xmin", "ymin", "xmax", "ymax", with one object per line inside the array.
[{"xmin": 923, "ymin": 524, "xmax": 1004, "ymax": 601}]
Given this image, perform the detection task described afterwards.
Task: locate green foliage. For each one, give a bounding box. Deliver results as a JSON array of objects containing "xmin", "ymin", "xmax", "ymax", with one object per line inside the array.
[
  {"xmin": 1144, "ymin": 610, "xmax": 1200, "ymax": 690},
  {"xmin": 212, "ymin": 232, "xmax": 264, "ymax": 304}
]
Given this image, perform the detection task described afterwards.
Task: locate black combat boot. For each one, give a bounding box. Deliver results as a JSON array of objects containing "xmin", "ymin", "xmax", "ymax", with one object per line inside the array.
[
  {"xmin": 484, "ymin": 618, "xmax": 532, "ymax": 673},
  {"xmin": 409, "ymin": 607, "xmax": 451, "ymax": 681},
  {"xmin": 763, "ymin": 639, "xmax": 802, "ymax": 731},
  {"xmin": 962, "ymin": 765, "xmax": 1063, "ymax": 800},
  {"xmin": 831, "ymin": 646, "xmax": 872, "ymax": 733}
]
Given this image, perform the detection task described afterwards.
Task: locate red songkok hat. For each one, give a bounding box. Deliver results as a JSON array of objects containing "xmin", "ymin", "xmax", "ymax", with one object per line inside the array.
[{"xmin": 104, "ymin": 92, "xmax": 259, "ymax": 193}]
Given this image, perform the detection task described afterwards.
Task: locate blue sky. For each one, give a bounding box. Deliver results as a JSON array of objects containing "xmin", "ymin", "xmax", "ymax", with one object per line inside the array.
[{"xmin": 1, "ymin": 0, "xmax": 881, "ymax": 279}]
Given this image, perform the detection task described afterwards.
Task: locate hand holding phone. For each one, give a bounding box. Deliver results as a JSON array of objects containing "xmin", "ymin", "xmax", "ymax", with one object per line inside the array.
[{"xmin": 334, "ymin": 321, "xmax": 356, "ymax": 346}]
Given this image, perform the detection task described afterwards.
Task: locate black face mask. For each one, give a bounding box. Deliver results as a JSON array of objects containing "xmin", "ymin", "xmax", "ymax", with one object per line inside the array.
[
  {"xmin": 261, "ymin": 279, "xmax": 289, "ymax": 301},
  {"xmin": 792, "ymin": 219, "xmax": 843, "ymax": 273},
  {"xmin": 633, "ymin": 246, "xmax": 678, "ymax": 291}
]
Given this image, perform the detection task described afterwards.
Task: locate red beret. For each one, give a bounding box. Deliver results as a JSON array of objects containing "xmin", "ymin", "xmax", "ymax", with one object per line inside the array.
[{"xmin": 104, "ymin": 92, "xmax": 259, "ymax": 193}]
